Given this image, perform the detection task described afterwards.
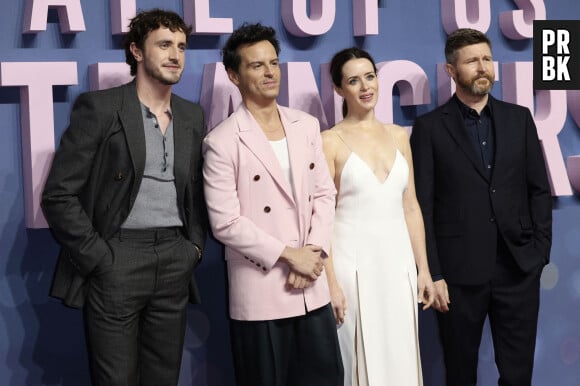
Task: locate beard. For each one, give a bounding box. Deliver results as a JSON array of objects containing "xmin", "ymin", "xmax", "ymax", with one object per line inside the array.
[
  {"xmin": 142, "ymin": 58, "xmax": 182, "ymax": 86},
  {"xmin": 456, "ymin": 73, "xmax": 494, "ymax": 96}
]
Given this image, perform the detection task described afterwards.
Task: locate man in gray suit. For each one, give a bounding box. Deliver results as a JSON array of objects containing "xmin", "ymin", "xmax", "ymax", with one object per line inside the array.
[{"xmin": 41, "ymin": 9, "xmax": 207, "ymax": 386}]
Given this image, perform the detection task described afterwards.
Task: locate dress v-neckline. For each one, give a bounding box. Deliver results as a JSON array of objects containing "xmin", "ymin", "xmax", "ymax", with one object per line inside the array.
[{"xmin": 345, "ymin": 149, "xmax": 400, "ymax": 185}]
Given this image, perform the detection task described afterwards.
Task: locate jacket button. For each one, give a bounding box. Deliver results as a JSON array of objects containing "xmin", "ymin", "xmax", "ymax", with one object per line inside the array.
[
  {"xmin": 264, "ymin": 206, "xmax": 271, "ymax": 213},
  {"xmin": 114, "ymin": 171, "xmax": 125, "ymax": 181},
  {"xmin": 253, "ymin": 174, "xmax": 260, "ymax": 181},
  {"xmin": 244, "ymin": 256, "xmax": 249, "ymax": 260},
  {"xmin": 309, "ymin": 162, "xmax": 315, "ymax": 170},
  {"xmin": 262, "ymin": 267, "xmax": 267, "ymax": 272}
]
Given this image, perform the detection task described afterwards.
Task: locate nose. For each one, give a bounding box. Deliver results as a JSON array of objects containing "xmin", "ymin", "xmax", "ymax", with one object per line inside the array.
[
  {"xmin": 264, "ymin": 64, "xmax": 274, "ymax": 76},
  {"xmin": 168, "ymin": 46, "xmax": 179, "ymax": 60}
]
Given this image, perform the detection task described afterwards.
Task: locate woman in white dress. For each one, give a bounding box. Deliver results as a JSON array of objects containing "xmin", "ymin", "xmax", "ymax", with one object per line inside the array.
[{"xmin": 321, "ymin": 47, "xmax": 435, "ymax": 386}]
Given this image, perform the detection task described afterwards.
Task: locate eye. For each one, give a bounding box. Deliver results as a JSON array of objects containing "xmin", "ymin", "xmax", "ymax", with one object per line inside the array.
[
  {"xmin": 271, "ymin": 60, "xmax": 279, "ymax": 67},
  {"xmin": 366, "ymin": 73, "xmax": 376, "ymax": 81},
  {"xmin": 347, "ymin": 78, "xmax": 358, "ymax": 85},
  {"xmin": 178, "ymin": 44, "xmax": 186, "ymax": 52}
]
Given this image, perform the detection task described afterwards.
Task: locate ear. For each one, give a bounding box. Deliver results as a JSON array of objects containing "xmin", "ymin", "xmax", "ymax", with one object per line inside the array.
[
  {"xmin": 445, "ymin": 63, "xmax": 455, "ymax": 79},
  {"xmin": 333, "ymin": 84, "xmax": 344, "ymax": 97},
  {"xmin": 130, "ymin": 42, "xmax": 143, "ymax": 63},
  {"xmin": 227, "ymin": 68, "xmax": 240, "ymax": 86}
]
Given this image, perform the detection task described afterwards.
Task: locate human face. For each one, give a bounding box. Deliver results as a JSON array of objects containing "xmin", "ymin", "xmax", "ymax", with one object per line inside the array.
[
  {"xmin": 336, "ymin": 58, "xmax": 378, "ymax": 114},
  {"xmin": 228, "ymin": 40, "xmax": 280, "ymax": 104},
  {"xmin": 447, "ymin": 42, "xmax": 494, "ymax": 97},
  {"xmin": 131, "ymin": 27, "xmax": 187, "ymax": 86}
]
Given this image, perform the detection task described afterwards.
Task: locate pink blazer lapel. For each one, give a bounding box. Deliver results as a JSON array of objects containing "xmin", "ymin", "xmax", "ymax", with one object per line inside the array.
[
  {"xmin": 280, "ymin": 107, "xmax": 308, "ymax": 208},
  {"xmin": 236, "ymin": 105, "xmax": 295, "ymax": 204}
]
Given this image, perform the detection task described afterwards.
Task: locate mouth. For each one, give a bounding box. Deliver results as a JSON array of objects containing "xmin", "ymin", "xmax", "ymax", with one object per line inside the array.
[
  {"xmin": 360, "ymin": 93, "xmax": 374, "ymax": 101},
  {"xmin": 263, "ymin": 80, "xmax": 278, "ymax": 87}
]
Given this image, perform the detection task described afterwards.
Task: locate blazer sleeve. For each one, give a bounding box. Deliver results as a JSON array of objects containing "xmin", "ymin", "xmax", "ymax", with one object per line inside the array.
[
  {"xmin": 305, "ymin": 123, "xmax": 336, "ymax": 256},
  {"xmin": 202, "ymin": 132, "xmax": 286, "ymax": 271},
  {"xmin": 524, "ymin": 109, "xmax": 552, "ymax": 263},
  {"xmin": 410, "ymin": 116, "xmax": 442, "ymax": 277},
  {"xmin": 41, "ymin": 92, "xmax": 112, "ymax": 277},
  {"xmin": 189, "ymin": 106, "xmax": 209, "ymax": 252}
]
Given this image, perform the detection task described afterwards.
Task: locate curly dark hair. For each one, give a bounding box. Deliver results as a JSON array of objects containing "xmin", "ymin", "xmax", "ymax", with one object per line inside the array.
[
  {"xmin": 124, "ymin": 9, "xmax": 192, "ymax": 76},
  {"xmin": 329, "ymin": 47, "xmax": 377, "ymax": 117},
  {"xmin": 445, "ymin": 28, "xmax": 491, "ymax": 64},
  {"xmin": 222, "ymin": 23, "xmax": 280, "ymax": 73}
]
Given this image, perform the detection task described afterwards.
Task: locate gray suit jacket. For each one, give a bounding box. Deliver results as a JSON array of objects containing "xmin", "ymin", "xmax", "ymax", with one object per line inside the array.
[{"xmin": 42, "ymin": 81, "xmax": 207, "ymax": 308}]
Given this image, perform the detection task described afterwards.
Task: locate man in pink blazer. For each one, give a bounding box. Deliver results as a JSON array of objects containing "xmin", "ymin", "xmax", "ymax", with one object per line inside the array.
[{"xmin": 203, "ymin": 24, "xmax": 343, "ymax": 386}]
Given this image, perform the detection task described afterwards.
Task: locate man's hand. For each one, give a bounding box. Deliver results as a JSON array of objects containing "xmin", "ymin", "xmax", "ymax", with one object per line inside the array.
[
  {"xmin": 432, "ymin": 279, "xmax": 451, "ymax": 313},
  {"xmin": 280, "ymin": 245, "xmax": 324, "ymax": 280},
  {"xmin": 286, "ymin": 271, "xmax": 313, "ymax": 289}
]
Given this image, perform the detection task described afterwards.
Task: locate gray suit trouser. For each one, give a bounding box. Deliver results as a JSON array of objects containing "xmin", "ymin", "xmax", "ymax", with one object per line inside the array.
[{"xmin": 84, "ymin": 227, "xmax": 197, "ymax": 386}]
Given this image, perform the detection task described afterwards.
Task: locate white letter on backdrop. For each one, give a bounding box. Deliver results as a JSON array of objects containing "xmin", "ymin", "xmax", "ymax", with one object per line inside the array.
[
  {"xmin": 281, "ymin": 0, "xmax": 336, "ymax": 36},
  {"xmin": 0, "ymin": 62, "xmax": 78, "ymax": 228},
  {"xmin": 23, "ymin": 0, "xmax": 85, "ymax": 33}
]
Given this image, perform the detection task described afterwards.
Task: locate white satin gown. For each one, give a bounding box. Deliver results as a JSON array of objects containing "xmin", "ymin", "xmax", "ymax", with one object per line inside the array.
[{"xmin": 332, "ymin": 147, "xmax": 423, "ymax": 386}]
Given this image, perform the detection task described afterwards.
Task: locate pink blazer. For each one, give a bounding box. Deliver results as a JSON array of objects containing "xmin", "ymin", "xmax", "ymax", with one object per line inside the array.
[{"xmin": 203, "ymin": 104, "xmax": 336, "ymax": 321}]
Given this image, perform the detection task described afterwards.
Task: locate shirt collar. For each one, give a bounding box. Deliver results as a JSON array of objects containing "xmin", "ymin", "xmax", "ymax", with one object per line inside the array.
[{"xmin": 453, "ymin": 94, "xmax": 492, "ymax": 119}]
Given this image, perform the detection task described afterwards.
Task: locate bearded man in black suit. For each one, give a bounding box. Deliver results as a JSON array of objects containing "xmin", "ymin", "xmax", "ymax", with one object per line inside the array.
[{"xmin": 410, "ymin": 28, "xmax": 552, "ymax": 386}]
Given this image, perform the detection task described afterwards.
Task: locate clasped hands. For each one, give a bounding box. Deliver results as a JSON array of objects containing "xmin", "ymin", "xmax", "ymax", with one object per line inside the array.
[{"xmin": 281, "ymin": 245, "xmax": 324, "ymax": 289}]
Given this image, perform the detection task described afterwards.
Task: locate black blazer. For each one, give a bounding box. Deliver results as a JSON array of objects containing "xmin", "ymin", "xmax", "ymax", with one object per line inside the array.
[
  {"xmin": 42, "ymin": 81, "xmax": 208, "ymax": 308},
  {"xmin": 410, "ymin": 95, "xmax": 552, "ymax": 285}
]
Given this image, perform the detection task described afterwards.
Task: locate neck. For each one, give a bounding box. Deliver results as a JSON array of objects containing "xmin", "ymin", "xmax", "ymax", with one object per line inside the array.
[
  {"xmin": 343, "ymin": 108, "xmax": 378, "ymax": 128},
  {"xmin": 135, "ymin": 76, "xmax": 172, "ymax": 112},
  {"xmin": 244, "ymin": 99, "xmax": 284, "ymax": 138},
  {"xmin": 244, "ymin": 98, "xmax": 279, "ymax": 122},
  {"xmin": 456, "ymin": 91, "xmax": 488, "ymax": 114}
]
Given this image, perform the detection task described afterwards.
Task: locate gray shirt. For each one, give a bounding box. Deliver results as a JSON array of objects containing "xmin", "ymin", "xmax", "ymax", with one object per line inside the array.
[{"xmin": 122, "ymin": 103, "xmax": 183, "ymax": 228}]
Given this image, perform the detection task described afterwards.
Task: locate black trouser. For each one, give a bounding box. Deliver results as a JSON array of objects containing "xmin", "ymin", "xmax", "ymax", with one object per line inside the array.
[
  {"xmin": 230, "ymin": 303, "xmax": 344, "ymax": 386},
  {"xmin": 438, "ymin": 241, "xmax": 543, "ymax": 386},
  {"xmin": 84, "ymin": 227, "xmax": 198, "ymax": 386}
]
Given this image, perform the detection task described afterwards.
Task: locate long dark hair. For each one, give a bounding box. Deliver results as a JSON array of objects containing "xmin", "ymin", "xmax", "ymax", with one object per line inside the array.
[{"xmin": 329, "ymin": 47, "xmax": 377, "ymax": 117}]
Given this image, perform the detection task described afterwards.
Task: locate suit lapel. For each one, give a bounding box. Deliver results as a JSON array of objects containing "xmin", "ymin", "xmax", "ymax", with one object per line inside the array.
[
  {"xmin": 237, "ymin": 105, "xmax": 295, "ymax": 204},
  {"xmin": 441, "ymin": 100, "xmax": 489, "ymax": 181},
  {"xmin": 281, "ymin": 108, "xmax": 306, "ymax": 207},
  {"xmin": 117, "ymin": 82, "xmax": 146, "ymax": 185}
]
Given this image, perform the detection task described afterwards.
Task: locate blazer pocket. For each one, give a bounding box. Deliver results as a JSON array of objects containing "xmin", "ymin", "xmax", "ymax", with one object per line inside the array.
[{"xmin": 434, "ymin": 222, "xmax": 464, "ymax": 237}]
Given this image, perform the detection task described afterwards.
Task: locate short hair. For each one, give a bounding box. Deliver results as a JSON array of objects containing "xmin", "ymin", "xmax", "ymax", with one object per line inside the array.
[
  {"xmin": 445, "ymin": 28, "xmax": 491, "ymax": 64},
  {"xmin": 124, "ymin": 9, "xmax": 192, "ymax": 76},
  {"xmin": 329, "ymin": 47, "xmax": 377, "ymax": 117},
  {"xmin": 222, "ymin": 23, "xmax": 281, "ymax": 73}
]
